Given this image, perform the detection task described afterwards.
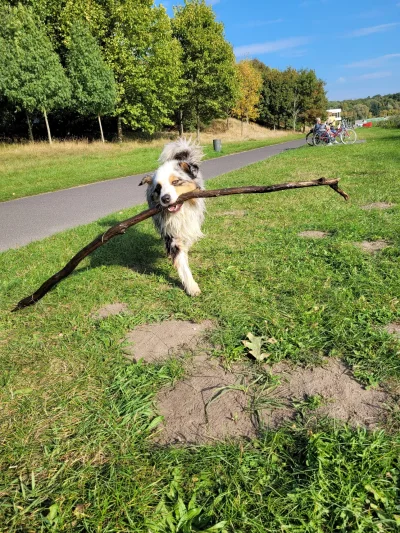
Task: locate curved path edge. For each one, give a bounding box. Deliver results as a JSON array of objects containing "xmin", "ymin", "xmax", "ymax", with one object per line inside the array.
[{"xmin": 0, "ymin": 138, "xmax": 305, "ymax": 251}]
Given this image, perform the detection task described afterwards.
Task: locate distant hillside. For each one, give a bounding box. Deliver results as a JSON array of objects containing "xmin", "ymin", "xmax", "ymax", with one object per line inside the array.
[{"xmin": 328, "ymin": 92, "xmax": 400, "ymax": 120}]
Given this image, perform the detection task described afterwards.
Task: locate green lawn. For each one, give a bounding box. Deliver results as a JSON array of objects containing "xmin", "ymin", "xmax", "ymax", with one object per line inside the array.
[
  {"xmin": 0, "ymin": 133, "xmax": 302, "ymax": 202},
  {"xmin": 1, "ymin": 127, "xmax": 400, "ymax": 531}
]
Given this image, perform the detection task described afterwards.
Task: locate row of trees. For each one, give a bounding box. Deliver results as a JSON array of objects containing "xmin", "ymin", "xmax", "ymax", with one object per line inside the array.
[
  {"xmin": 0, "ymin": 0, "xmax": 328, "ymax": 142},
  {"xmin": 0, "ymin": 0, "xmax": 238, "ymax": 142},
  {"xmin": 232, "ymin": 60, "xmax": 328, "ymax": 132},
  {"xmin": 328, "ymin": 93, "xmax": 400, "ymax": 121}
]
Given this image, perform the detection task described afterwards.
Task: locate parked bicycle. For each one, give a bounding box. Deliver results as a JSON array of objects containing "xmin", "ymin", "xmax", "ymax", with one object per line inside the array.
[
  {"xmin": 306, "ymin": 128, "xmax": 315, "ymax": 146},
  {"xmin": 308, "ymin": 119, "xmax": 357, "ymax": 146}
]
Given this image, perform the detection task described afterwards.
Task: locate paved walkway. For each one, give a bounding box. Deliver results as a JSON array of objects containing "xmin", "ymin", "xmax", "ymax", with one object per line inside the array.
[{"xmin": 0, "ymin": 138, "xmax": 305, "ymax": 251}]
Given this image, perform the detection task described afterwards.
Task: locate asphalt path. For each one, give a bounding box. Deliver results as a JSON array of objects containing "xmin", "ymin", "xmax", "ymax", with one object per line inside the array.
[{"xmin": 0, "ymin": 138, "xmax": 305, "ymax": 251}]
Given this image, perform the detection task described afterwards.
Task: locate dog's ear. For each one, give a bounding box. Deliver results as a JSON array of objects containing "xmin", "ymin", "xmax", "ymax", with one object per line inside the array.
[
  {"xmin": 139, "ymin": 175, "xmax": 152, "ymax": 186},
  {"xmin": 179, "ymin": 161, "xmax": 199, "ymax": 179}
]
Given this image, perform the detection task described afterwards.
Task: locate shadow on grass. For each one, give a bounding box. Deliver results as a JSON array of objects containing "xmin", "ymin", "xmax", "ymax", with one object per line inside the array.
[{"xmin": 87, "ymin": 220, "xmax": 181, "ymax": 288}]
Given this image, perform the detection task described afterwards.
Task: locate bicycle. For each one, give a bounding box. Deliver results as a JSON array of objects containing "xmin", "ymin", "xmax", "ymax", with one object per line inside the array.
[
  {"xmin": 313, "ymin": 128, "xmax": 339, "ymax": 146},
  {"xmin": 339, "ymin": 123, "xmax": 357, "ymax": 144},
  {"xmin": 306, "ymin": 128, "xmax": 315, "ymax": 146},
  {"xmin": 314, "ymin": 121, "xmax": 357, "ymax": 146}
]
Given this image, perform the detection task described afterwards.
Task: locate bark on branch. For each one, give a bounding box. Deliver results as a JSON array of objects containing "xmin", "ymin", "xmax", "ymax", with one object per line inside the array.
[{"xmin": 13, "ymin": 177, "xmax": 348, "ymax": 311}]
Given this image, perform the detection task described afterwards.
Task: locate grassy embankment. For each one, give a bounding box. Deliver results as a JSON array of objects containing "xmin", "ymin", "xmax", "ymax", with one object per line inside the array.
[
  {"xmin": 0, "ymin": 120, "xmax": 301, "ymax": 202},
  {"xmin": 1, "ymin": 127, "xmax": 400, "ymax": 531}
]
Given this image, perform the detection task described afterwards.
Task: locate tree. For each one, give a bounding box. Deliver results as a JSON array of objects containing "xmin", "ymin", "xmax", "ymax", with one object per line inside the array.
[
  {"xmin": 232, "ymin": 60, "xmax": 262, "ymax": 135},
  {"xmin": 103, "ymin": 0, "xmax": 183, "ymax": 140},
  {"xmin": 0, "ymin": 3, "xmax": 70, "ymax": 143},
  {"xmin": 257, "ymin": 67, "xmax": 285, "ymax": 129},
  {"xmin": 284, "ymin": 68, "xmax": 326, "ymax": 131},
  {"xmin": 369, "ymin": 99, "xmax": 381, "ymax": 117},
  {"xmin": 353, "ymin": 104, "xmax": 370, "ymax": 120},
  {"xmin": 66, "ymin": 21, "xmax": 116, "ymax": 142},
  {"xmin": 172, "ymin": 0, "xmax": 238, "ymax": 139},
  {"xmin": 298, "ymin": 74, "xmax": 327, "ymax": 129}
]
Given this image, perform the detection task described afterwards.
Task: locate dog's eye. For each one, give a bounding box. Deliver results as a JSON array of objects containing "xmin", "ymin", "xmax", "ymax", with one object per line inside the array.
[{"xmin": 172, "ymin": 180, "xmax": 181, "ymax": 186}]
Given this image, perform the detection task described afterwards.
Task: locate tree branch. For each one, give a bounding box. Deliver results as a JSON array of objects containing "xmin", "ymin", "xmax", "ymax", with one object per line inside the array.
[{"xmin": 12, "ymin": 177, "xmax": 348, "ymax": 311}]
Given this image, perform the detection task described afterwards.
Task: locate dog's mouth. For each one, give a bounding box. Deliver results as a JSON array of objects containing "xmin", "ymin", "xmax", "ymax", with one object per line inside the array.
[{"xmin": 167, "ymin": 204, "xmax": 182, "ymax": 213}]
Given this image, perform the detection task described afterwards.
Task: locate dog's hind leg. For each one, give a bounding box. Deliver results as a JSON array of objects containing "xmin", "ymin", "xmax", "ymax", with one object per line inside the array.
[{"xmin": 164, "ymin": 236, "xmax": 201, "ymax": 296}]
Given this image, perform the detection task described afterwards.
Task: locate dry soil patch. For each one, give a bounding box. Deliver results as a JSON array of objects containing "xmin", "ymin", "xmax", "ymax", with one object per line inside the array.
[
  {"xmin": 155, "ymin": 357, "xmax": 388, "ymax": 445},
  {"xmin": 155, "ymin": 355, "xmax": 253, "ymax": 444},
  {"xmin": 266, "ymin": 360, "xmax": 387, "ymax": 429},
  {"xmin": 354, "ymin": 240, "xmax": 389, "ymax": 253},
  {"xmin": 92, "ymin": 302, "xmax": 129, "ymax": 319},
  {"xmin": 217, "ymin": 210, "xmax": 247, "ymax": 217},
  {"xmin": 298, "ymin": 231, "xmax": 329, "ymax": 239},
  {"xmin": 361, "ymin": 202, "xmax": 394, "ymax": 210},
  {"xmin": 385, "ymin": 322, "xmax": 400, "ymax": 339},
  {"xmin": 123, "ymin": 320, "xmax": 214, "ymax": 363}
]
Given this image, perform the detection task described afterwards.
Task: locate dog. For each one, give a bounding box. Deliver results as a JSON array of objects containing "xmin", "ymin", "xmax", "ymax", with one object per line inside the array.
[{"xmin": 139, "ymin": 138, "xmax": 205, "ymax": 296}]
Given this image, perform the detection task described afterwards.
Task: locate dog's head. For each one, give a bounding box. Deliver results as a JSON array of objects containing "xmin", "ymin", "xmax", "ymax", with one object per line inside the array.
[{"xmin": 140, "ymin": 138, "xmax": 204, "ymax": 213}]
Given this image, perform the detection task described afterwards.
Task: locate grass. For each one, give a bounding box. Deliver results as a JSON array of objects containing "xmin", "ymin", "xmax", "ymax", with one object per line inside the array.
[
  {"xmin": 0, "ymin": 132, "xmax": 302, "ymax": 202},
  {"xmin": 1, "ymin": 126, "xmax": 400, "ymax": 531}
]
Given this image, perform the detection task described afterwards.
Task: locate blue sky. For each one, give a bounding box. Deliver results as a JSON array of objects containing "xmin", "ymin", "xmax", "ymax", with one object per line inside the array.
[{"xmin": 159, "ymin": 0, "xmax": 400, "ymax": 101}]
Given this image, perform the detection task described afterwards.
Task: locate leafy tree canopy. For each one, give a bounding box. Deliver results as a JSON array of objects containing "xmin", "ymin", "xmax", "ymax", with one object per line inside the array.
[
  {"xmin": 103, "ymin": 0, "xmax": 184, "ymax": 134},
  {"xmin": 172, "ymin": 0, "xmax": 238, "ymax": 134},
  {"xmin": 0, "ymin": 3, "xmax": 70, "ymax": 115},
  {"xmin": 233, "ymin": 60, "xmax": 262, "ymax": 123},
  {"xmin": 66, "ymin": 20, "xmax": 116, "ymax": 117}
]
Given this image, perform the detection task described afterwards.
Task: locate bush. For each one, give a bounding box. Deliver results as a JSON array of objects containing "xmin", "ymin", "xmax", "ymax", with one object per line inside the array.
[{"xmin": 376, "ymin": 115, "xmax": 400, "ymax": 128}]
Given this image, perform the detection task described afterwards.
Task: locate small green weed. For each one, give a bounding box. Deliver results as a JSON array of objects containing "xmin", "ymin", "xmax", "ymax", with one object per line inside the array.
[{"xmin": 293, "ymin": 393, "xmax": 326, "ymax": 417}]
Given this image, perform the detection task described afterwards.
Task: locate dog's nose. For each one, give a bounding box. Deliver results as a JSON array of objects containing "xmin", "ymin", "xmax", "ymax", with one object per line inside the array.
[{"xmin": 161, "ymin": 194, "xmax": 171, "ymax": 204}]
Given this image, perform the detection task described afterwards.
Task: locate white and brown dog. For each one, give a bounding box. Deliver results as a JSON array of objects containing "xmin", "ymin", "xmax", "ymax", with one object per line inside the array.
[{"xmin": 140, "ymin": 139, "xmax": 205, "ymax": 296}]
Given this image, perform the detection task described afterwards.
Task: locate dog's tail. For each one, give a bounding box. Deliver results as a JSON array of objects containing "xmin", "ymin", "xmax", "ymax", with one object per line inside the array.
[{"xmin": 159, "ymin": 138, "xmax": 203, "ymax": 166}]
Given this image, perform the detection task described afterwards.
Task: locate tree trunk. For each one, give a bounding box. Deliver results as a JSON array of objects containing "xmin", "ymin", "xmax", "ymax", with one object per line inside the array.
[
  {"xmin": 43, "ymin": 109, "xmax": 52, "ymax": 144},
  {"xmin": 98, "ymin": 115, "xmax": 105, "ymax": 143},
  {"xmin": 179, "ymin": 110, "xmax": 184, "ymax": 136},
  {"xmin": 117, "ymin": 116, "xmax": 123, "ymax": 142},
  {"xmin": 226, "ymin": 115, "xmax": 229, "ymax": 130},
  {"xmin": 26, "ymin": 111, "xmax": 34, "ymax": 142},
  {"xmin": 196, "ymin": 113, "xmax": 200, "ymax": 141}
]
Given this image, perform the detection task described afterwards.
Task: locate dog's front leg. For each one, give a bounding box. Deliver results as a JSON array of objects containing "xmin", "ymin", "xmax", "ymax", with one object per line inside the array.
[{"xmin": 164, "ymin": 236, "xmax": 201, "ymax": 296}]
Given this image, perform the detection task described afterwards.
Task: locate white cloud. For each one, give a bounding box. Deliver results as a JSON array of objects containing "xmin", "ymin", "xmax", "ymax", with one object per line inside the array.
[
  {"xmin": 355, "ymin": 71, "xmax": 392, "ymax": 80},
  {"xmin": 337, "ymin": 77, "xmax": 346, "ymax": 83},
  {"xmin": 234, "ymin": 37, "xmax": 310, "ymax": 58},
  {"xmin": 347, "ymin": 22, "xmax": 399, "ymax": 37},
  {"xmin": 280, "ymin": 48, "xmax": 307, "ymax": 58},
  {"xmin": 345, "ymin": 53, "xmax": 400, "ymax": 68}
]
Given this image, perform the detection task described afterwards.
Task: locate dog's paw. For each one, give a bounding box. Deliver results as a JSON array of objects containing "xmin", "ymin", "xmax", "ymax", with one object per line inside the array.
[{"xmin": 186, "ymin": 283, "xmax": 201, "ymax": 297}]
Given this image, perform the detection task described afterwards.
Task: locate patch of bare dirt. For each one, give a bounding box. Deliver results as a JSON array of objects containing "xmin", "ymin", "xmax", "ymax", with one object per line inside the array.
[
  {"xmin": 155, "ymin": 355, "xmax": 253, "ymax": 444},
  {"xmin": 354, "ymin": 240, "xmax": 389, "ymax": 253},
  {"xmin": 92, "ymin": 303, "xmax": 129, "ymax": 319},
  {"xmin": 265, "ymin": 360, "xmax": 387, "ymax": 429},
  {"xmin": 298, "ymin": 231, "xmax": 329, "ymax": 239},
  {"xmin": 385, "ymin": 322, "xmax": 400, "ymax": 339},
  {"xmin": 123, "ymin": 320, "xmax": 214, "ymax": 363},
  {"xmin": 154, "ymin": 357, "xmax": 388, "ymax": 445},
  {"xmin": 361, "ymin": 202, "xmax": 394, "ymax": 210},
  {"xmin": 216, "ymin": 210, "xmax": 247, "ymax": 217}
]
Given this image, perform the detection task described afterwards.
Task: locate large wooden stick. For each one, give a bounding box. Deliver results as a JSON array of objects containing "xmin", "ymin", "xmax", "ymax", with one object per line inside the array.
[{"xmin": 12, "ymin": 177, "xmax": 348, "ymax": 311}]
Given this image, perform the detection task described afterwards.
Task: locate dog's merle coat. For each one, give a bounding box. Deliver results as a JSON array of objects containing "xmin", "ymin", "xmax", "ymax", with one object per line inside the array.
[{"xmin": 140, "ymin": 139, "xmax": 205, "ymax": 296}]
